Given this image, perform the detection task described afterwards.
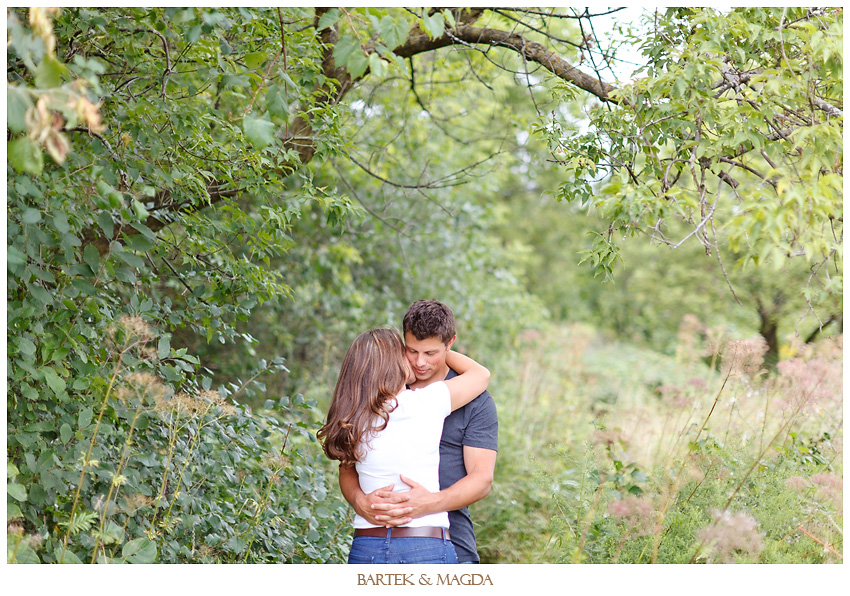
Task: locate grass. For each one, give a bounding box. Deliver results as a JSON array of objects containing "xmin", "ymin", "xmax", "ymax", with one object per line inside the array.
[{"xmin": 474, "ymin": 324, "xmax": 843, "ymax": 564}]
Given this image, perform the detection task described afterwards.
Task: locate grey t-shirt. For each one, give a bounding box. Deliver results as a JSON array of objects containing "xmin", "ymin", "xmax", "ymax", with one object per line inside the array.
[{"xmin": 440, "ymin": 367, "xmax": 498, "ymax": 563}]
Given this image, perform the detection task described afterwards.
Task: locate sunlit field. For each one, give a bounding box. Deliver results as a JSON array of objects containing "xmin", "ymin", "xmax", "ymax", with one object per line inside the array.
[{"xmin": 475, "ymin": 323, "xmax": 843, "ymax": 563}]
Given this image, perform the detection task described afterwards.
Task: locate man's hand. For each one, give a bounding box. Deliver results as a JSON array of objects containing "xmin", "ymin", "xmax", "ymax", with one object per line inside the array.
[
  {"xmin": 355, "ymin": 483, "xmax": 413, "ymax": 527},
  {"xmin": 371, "ymin": 475, "xmax": 438, "ymax": 525}
]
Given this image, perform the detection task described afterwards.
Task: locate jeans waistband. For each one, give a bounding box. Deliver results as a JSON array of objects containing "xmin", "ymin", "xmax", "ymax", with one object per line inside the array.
[{"xmin": 354, "ymin": 527, "xmax": 450, "ymax": 540}]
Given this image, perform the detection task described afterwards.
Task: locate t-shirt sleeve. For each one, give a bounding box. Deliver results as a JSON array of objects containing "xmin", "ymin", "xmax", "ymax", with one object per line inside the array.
[{"xmin": 462, "ymin": 392, "xmax": 499, "ymax": 451}]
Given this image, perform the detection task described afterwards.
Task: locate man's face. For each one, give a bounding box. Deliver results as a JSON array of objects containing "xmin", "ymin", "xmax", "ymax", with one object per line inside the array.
[{"xmin": 404, "ymin": 332, "xmax": 454, "ymax": 384}]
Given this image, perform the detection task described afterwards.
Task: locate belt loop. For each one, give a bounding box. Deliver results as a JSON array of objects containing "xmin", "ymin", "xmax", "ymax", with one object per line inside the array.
[{"xmin": 385, "ymin": 527, "xmax": 392, "ymax": 542}]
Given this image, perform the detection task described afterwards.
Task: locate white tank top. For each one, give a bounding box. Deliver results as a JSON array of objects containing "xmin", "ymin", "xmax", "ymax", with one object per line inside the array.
[{"xmin": 353, "ymin": 381, "xmax": 451, "ymax": 529}]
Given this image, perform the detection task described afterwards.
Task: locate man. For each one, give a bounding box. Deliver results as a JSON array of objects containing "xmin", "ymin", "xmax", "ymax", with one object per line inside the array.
[{"xmin": 338, "ymin": 300, "xmax": 498, "ymax": 563}]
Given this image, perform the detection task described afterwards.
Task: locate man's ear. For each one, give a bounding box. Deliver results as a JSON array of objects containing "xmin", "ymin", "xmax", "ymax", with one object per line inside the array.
[{"xmin": 446, "ymin": 335, "xmax": 457, "ymax": 350}]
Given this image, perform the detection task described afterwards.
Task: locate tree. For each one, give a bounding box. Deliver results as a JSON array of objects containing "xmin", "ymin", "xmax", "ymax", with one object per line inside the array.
[{"xmin": 549, "ymin": 7, "xmax": 842, "ymax": 316}]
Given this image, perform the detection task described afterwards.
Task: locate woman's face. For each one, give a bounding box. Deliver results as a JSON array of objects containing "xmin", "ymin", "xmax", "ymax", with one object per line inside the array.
[{"xmin": 403, "ymin": 357, "xmax": 416, "ymax": 386}]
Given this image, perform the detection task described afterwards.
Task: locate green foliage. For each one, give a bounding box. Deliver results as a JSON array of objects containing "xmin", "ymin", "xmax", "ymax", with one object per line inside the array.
[
  {"xmin": 6, "ymin": 7, "xmax": 355, "ymax": 564},
  {"xmin": 546, "ymin": 7, "xmax": 842, "ymax": 313},
  {"xmin": 475, "ymin": 325, "xmax": 842, "ymax": 563}
]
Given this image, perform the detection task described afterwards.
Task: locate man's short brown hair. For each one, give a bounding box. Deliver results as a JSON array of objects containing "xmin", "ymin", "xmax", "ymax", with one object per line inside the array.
[{"xmin": 403, "ymin": 300, "xmax": 455, "ymax": 345}]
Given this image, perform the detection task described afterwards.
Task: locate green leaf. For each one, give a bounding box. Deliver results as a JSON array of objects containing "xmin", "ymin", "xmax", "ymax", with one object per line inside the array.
[
  {"xmin": 333, "ymin": 35, "xmax": 359, "ymax": 70},
  {"xmin": 266, "ymin": 85, "xmax": 289, "ymax": 120},
  {"xmin": 27, "ymin": 282, "xmax": 54, "ymax": 306},
  {"xmin": 72, "ymin": 377, "xmax": 91, "ymax": 390},
  {"xmin": 9, "ymin": 542, "xmax": 41, "ymax": 564},
  {"xmin": 157, "ymin": 335, "xmax": 171, "ymax": 360},
  {"xmin": 22, "ymin": 208, "xmax": 42, "ymax": 224},
  {"xmin": 346, "ymin": 50, "xmax": 369, "ymax": 79},
  {"xmin": 8, "ymin": 483, "xmax": 27, "ymax": 502},
  {"xmin": 123, "ymin": 537, "xmax": 157, "ymax": 563},
  {"xmin": 7, "ymin": 85, "xmax": 32, "ymax": 134},
  {"xmin": 7, "ymin": 503, "xmax": 22, "ymax": 521},
  {"xmin": 17, "ymin": 337, "xmax": 36, "ymax": 356},
  {"xmin": 220, "ymin": 73, "xmax": 249, "ymax": 88},
  {"xmin": 132, "ymin": 199, "xmax": 150, "ymax": 221},
  {"xmin": 52, "ymin": 211, "xmax": 70, "ymax": 234},
  {"xmin": 78, "ymin": 407, "xmax": 93, "ymax": 429},
  {"xmin": 243, "ymin": 114, "xmax": 276, "ymax": 150},
  {"xmin": 317, "ymin": 8, "xmax": 339, "ymax": 31},
  {"xmin": 97, "ymin": 212, "xmax": 114, "ymax": 238},
  {"xmin": 7, "ymin": 245, "xmax": 27, "ymax": 267},
  {"xmin": 84, "ymin": 243, "xmax": 101, "ymax": 273},
  {"xmin": 219, "ymin": 36, "xmax": 233, "ymax": 56},
  {"xmin": 379, "ymin": 16, "xmax": 411, "ymax": 50},
  {"xmin": 57, "ymin": 549, "xmax": 83, "ymax": 564},
  {"xmin": 368, "ymin": 52, "xmax": 385, "ymax": 78},
  {"xmin": 124, "ymin": 231, "xmax": 154, "ymax": 252},
  {"xmin": 34, "ymin": 55, "xmax": 68, "ymax": 88},
  {"xmin": 130, "ymin": 221, "xmax": 157, "ymax": 240},
  {"xmin": 116, "ymin": 251, "xmax": 145, "ymax": 268},
  {"xmin": 42, "ymin": 367, "xmax": 66, "ymax": 394},
  {"xmin": 186, "ymin": 25, "xmax": 202, "ymax": 43},
  {"xmin": 441, "ymin": 9, "xmax": 456, "ymax": 28},
  {"xmin": 60, "ymin": 423, "xmax": 73, "ymax": 443},
  {"xmin": 8, "ymin": 137, "xmax": 43, "ymax": 175},
  {"xmin": 244, "ymin": 52, "xmax": 266, "ymax": 69},
  {"xmin": 421, "ymin": 13, "xmax": 445, "ymax": 39}
]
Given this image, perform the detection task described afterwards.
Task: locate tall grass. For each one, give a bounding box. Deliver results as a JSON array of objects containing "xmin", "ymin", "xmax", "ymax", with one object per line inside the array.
[{"xmin": 474, "ymin": 323, "xmax": 843, "ymax": 563}]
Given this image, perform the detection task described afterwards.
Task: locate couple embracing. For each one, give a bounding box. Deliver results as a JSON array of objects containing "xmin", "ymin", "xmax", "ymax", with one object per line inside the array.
[{"xmin": 318, "ymin": 300, "xmax": 498, "ymax": 564}]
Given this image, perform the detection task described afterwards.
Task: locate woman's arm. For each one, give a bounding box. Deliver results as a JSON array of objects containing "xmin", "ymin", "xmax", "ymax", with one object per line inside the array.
[{"xmin": 443, "ymin": 350, "xmax": 490, "ymax": 411}]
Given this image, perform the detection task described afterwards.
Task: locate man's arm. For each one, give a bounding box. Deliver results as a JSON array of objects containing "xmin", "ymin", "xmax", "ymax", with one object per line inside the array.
[
  {"xmin": 370, "ymin": 446, "xmax": 497, "ymax": 524},
  {"xmin": 338, "ymin": 463, "xmax": 412, "ymax": 527}
]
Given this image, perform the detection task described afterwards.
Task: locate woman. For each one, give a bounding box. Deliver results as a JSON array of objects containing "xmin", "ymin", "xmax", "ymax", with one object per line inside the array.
[{"xmin": 318, "ymin": 327, "xmax": 490, "ymax": 564}]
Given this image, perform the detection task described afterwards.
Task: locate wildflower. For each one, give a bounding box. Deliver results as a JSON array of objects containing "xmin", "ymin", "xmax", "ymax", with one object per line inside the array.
[
  {"xmin": 720, "ymin": 338, "xmax": 768, "ymax": 378},
  {"xmin": 197, "ymin": 545, "xmax": 215, "ymax": 559},
  {"xmin": 25, "ymin": 97, "xmax": 52, "ymax": 143},
  {"xmin": 119, "ymin": 371, "xmax": 167, "ymax": 405},
  {"xmin": 687, "ymin": 378, "xmax": 708, "ymax": 391},
  {"xmin": 261, "ymin": 451, "xmax": 291, "ymax": 472},
  {"xmin": 7, "ymin": 523, "xmax": 24, "ymax": 536},
  {"xmin": 116, "ymin": 315, "xmax": 155, "ymax": 343},
  {"xmin": 702, "ymin": 325, "xmax": 730, "ymax": 367},
  {"xmin": 676, "ymin": 314, "xmax": 705, "ymax": 363},
  {"xmin": 686, "ymin": 465, "xmax": 706, "ymax": 482},
  {"xmin": 696, "ymin": 509, "xmax": 763, "ymax": 563},
  {"xmin": 784, "ymin": 475, "xmax": 809, "ymax": 493},
  {"xmin": 657, "ymin": 385, "xmax": 681, "ymax": 400},
  {"xmin": 200, "ymin": 389, "xmax": 236, "ymax": 417},
  {"xmin": 123, "ymin": 494, "xmax": 155, "ymax": 513},
  {"xmin": 677, "ymin": 314, "xmax": 704, "ymax": 342},
  {"xmin": 169, "ymin": 392, "xmax": 207, "ymax": 416},
  {"xmin": 810, "ymin": 473, "xmax": 842, "ymax": 512},
  {"xmin": 26, "ymin": 534, "xmax": 43, "ymax": 549},
  {"xmin": 777, "ymin": 355, "xmax": 842, "ymax": 409},
  {"xmin": 608, "ymin": 496, "xmax": 655, "ymax": 535},
  {"xmin": 590, "ymin": 429, "xmax": 627, "ymax": 447},
  {"xmin": 75, "ymin": 97, "xmax": 104, "ymax": 133},
  {"xmin": 28, "ymin": 7, "xmax": 60, "ymax": 56}
]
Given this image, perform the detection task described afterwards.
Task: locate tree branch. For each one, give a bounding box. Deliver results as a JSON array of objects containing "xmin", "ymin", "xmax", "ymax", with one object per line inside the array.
[
  {"xmin": 393, "ymin": 24, "xmax": 618, "ymax": 102},
  {"xmin": 82, "ymin": 12, "xmax": 617, "ymax": 256}
]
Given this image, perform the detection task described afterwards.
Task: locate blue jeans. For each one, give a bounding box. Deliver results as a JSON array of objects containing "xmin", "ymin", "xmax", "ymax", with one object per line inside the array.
[{"xmin": 348, "ymin": 531, "xmax": 458, "ymax": 564}]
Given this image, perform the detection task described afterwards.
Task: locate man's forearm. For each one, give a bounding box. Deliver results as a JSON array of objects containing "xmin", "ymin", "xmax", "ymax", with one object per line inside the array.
[{"xmin": 425, "ymin": 471, "xmax": 492, "ymax": 515}]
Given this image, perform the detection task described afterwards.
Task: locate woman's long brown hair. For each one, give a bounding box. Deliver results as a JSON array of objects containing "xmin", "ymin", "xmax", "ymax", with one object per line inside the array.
[{"xmin": 317, "ymin": 328, "xmax": 408, "ymax": 466}]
